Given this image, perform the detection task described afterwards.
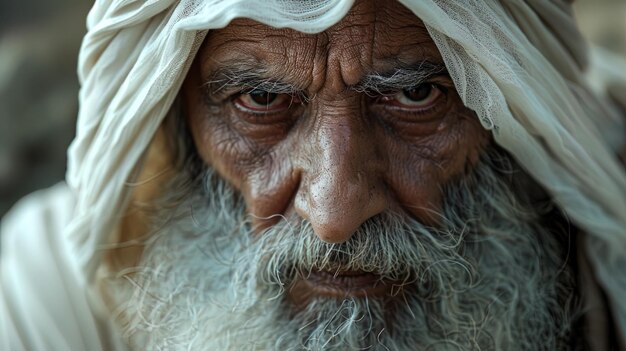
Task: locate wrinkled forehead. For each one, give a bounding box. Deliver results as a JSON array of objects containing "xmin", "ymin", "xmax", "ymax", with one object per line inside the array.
[{"xmin": 197, "ymin": 0, "xmax": 441, "ymax": 87}]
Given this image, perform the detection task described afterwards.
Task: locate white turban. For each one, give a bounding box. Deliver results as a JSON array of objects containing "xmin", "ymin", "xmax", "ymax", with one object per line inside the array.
[{"xmin": 2, "ymin": 0, "xmax": 625, "ymax": 349}]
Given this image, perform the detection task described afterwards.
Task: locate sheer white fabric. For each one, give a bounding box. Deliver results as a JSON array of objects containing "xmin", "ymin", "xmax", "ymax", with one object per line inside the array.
[{"xmin": 2, "ymin": 0, "xmax": 625, "ymax": 349}]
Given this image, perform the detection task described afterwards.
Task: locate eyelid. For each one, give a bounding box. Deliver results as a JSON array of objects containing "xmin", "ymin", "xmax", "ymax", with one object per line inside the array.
[
  {"xmin": 425, "ymin": 75, "xmax": 454, "ymax": 88},
  {"xmin": 233, "ymin": 91, "xmax": 305, "ymax": 117},
  {"xmin": 393, "ymin": 84, "xmax": 444, "ymax": 108},
  {"xmin": 238, "ymin": 88, "xmax": 306, "ymax": 103},
  {"xmin": 369, "ymin": 83, "xmax": 449, "ymax": 124}
]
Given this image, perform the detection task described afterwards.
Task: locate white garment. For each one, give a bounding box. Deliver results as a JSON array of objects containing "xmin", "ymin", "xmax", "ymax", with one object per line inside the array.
[
  {"xmin": 0, "ymin": 184, "xmax": 126, "ymax": 350},
  {"xmin": 2, "ymin": 0, "xmax": 625, "ymax": 349}
]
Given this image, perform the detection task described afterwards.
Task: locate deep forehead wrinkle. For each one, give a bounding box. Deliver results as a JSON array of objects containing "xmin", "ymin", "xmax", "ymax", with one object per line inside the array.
[{"xmin": 200, "ymin": 1, "xmax": 441, "ymax": 95}]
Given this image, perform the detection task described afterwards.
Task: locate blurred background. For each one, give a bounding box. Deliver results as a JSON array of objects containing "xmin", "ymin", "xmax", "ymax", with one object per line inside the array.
[
  {"xmin": 0, "ymin": 0, "xmax": 625, "ymax": 218},
  {"xmin": 0, "ymin": 0, "xmax": 90, "ymax": 217}
]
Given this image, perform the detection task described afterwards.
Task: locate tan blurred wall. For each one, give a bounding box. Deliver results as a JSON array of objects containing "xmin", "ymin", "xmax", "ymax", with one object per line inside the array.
[
  {"xmin": 0, "ymin": 3, "xmax": 91, "ymax": 216},
  {"xmin": 575, "ymin": 0, "xmax": 626, "ymax": 55}
]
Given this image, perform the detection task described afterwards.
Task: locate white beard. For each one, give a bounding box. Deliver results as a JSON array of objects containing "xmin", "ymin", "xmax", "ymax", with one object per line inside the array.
[{"xmin": 106, "ymin": 150, "xmax": 578, "ymax": 350}]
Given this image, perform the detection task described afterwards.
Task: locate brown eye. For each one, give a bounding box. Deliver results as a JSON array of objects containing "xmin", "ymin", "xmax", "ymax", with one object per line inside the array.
[
  {"xmin": 403, "ymin": 85, "xmax": 433, "ymax": 102},
  {"xmin": 234, "ymin": 89, "xmax": 296, "ymax": 113},
  {"xmin": 248, "ymin": 90, "xmax": 277, "ymax": 105},
  {"xmin": 392, "ymin": 84, "xmax": 443, "ymax": 109}
]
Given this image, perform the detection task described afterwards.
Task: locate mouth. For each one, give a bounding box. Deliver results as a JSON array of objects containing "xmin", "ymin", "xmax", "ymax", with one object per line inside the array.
[{"xmin": 289, "ymin": 269, "xmax": 395, "ymax": 304}]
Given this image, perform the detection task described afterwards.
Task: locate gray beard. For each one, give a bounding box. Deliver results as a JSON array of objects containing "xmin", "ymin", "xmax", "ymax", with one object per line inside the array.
[{"xmin": 107, "ymin": 148, "xmax": 579, "ymax": 350}]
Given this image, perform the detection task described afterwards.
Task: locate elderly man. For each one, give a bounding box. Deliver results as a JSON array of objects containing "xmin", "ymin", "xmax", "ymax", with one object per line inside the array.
[{"xmin": 2, "ymin": 0, "xmax": 626, "ymax": 350}]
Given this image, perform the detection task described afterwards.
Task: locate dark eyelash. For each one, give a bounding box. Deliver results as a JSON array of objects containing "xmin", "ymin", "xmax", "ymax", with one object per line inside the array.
[
  {"xmin": 236, "ymin": 88, "xmax": 308, "ymax": 104},
  {"xmin": 363, "ymin": 82, "xmax": 445, "ymax": 99}
]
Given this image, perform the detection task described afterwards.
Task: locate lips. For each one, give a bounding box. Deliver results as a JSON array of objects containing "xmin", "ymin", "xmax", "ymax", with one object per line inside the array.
[{"xmin": 290, "ymin": 269, "xmax": 393, "ymax": 301}]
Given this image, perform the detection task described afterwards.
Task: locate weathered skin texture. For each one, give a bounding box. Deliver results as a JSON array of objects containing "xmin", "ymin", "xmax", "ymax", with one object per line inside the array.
[{"xmin": 182, "ymin": 0, "xmax": 489, "ymax": 244}]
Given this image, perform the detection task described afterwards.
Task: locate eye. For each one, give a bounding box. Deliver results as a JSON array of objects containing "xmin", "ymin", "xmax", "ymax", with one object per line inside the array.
[
  {"xmin": 381, "ymin": 83, "xmax": 444, "ymax": 110},
  {"xmin": 234, "ymin": 89, "xmax": 297, "ymax": 113},
  {"xmin": 378, "ymin": 83, "xmax": 444, "ymax": 111}
]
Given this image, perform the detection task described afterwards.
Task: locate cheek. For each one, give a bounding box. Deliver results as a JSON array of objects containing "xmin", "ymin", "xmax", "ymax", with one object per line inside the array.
[
  {"xmin": 241, "ymin": 145, "xmax": 301, "ymax": 228},
  {"xmin": 185, "ymin": 97, "xmax": 300, "ymax": 227},
  {"xmin": 386, "ymin": 111, "xmax": 489, "ymax": 224},
  {"xmin": 187, "ymin": 108, "xmax": 250, "ymax": 190},
  {"xmin": 182, "ymin": 62, "xmax": 250, "ymax": 191}
]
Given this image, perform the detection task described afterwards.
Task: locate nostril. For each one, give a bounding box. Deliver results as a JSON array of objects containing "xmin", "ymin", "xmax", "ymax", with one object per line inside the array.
[{"xmin": 294, "ymin": 186, "xmax": 311, "ymax": 222}]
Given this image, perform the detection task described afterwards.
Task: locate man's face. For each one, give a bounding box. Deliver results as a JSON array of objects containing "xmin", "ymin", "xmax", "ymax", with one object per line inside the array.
[
  {"xmin": 183, "ymin": 0, "xmax": 488, "ymax": 242},
  {"xmin": 111, "ymin": 1, "xmax": 576, "ymax": 350}
]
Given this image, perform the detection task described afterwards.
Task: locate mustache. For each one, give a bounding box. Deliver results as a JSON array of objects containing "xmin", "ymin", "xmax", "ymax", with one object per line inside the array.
[
  {"xmin": 231, "ymin": 210, "xmax": 476, "ymax": 300},
  {"xmin": 191, "ymin": 149, "xmax": 522, "ymax": 302}
]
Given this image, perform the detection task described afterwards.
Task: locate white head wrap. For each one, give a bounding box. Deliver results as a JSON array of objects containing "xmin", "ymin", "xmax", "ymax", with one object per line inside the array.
[{"xmin": 11, "ymin": 0, "xmax": 626, "ymax": 348}]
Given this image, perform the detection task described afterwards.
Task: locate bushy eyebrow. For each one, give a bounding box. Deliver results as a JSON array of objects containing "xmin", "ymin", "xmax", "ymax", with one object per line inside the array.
[
  {"xmin": 203, "ymin": 60, "xmax": 447, "ymax": 96},
  {"xmin": 203, "ymin": 64, "xmax": 300, "ymax": 96},
  {"xmin": 353, "ymin": 61, "xmax": 447, "ymax": 95}
]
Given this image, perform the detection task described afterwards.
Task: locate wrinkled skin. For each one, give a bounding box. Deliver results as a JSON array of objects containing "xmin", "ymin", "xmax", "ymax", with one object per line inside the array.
[{"xmin": 182, "ymin": 0, "xmax": 489, "ymax": 243}]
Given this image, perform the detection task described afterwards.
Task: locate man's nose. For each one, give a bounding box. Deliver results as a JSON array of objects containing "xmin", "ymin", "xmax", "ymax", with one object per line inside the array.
[{"xmin": 294, "ymin": 118, "xmax": 387, "ymax": 243}]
